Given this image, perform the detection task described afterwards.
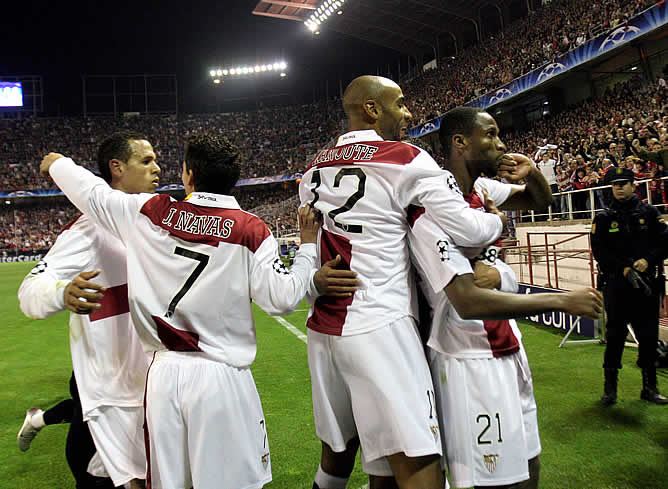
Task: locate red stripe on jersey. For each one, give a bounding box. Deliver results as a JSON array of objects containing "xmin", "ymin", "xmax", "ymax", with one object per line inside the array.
[
  {"xmin": 89, "ymin": 284, "xmax": 130, "ymax": 322},
  {"xmin": 306, "ymin": 140, "xmax": 422, "ymax": 171},
  {"xmin": 61, "ymin": 214, "xmax": 83, "ymax": 233},
  {"xmin": 406, "ymin": 205, "xmax": 426, "ymax": 229},
  {"xmin": 306, "ymin": 229, "xmax": 353, "ymax": 336},
  {"xmin": 140, "ymin": 194, "xmax": 269, "ymax": 252},
  {"xmin": 152, "ymin": 315, "xmax": 202, "ymax": 352},
  {"xmin": 465, "ymin": 190, "xmax": 503, "ymax": 248},
  {"xmin": 482, "ymin": 320, "xmax": 520, "ymax": 357}
]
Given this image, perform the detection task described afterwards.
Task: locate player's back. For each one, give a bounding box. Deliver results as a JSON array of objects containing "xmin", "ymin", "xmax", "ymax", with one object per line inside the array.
[
  {"xmin": 124, "ymin": 192, "xmax": 297, "ymax": 367},
  {"xmin": 299, "ymin": 130, "xmax": 444, "ymax": 336}
]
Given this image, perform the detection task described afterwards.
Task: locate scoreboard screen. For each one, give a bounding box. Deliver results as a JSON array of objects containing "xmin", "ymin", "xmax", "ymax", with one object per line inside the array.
[{"xmin": 0, "ymin": 82, "xmax": 23, "ymax": 107}]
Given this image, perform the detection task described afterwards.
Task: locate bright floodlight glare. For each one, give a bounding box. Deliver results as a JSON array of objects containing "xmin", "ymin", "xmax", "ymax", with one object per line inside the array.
[
  {"xmin": 273, "ymin": 62, "xmax": 280, "ymax": 70},
  {"xmin": 315, "ymin": 30, "xmax": 321, "ymax": 35},
  {"xmin": 209, "ymin": 69, "xmax": 216, "ymax": 76},
  {"xmin": 255, "ymin": 65, "xmax": 260, "ymax": 72},
  {"xmin": 280, "ymin": 72, "xmax": 287, "ymax": 77},
  {"xmin": 229, "ymin": 68, "xmax": 235, "ymax": 74},
  {"xmin": 338, "ymin": 10, "xmax": 342, "ymax": 14},
  {"xmin": 216, "ymin": 69, "xmax": 222, "ymax": 76},
  {"xmin": 261, "ymin": 65, "xmax": 267, "ymax": 71},
  {"xmin": 213, "ymin": 79, "xmax": 221, "ymax": 84},
  {"xmin": 267, "ymin": 64, "xmax": 273, "ymax": 70},
  {"xmin": 280, "ymin": 61, "xmax": 287, "ymax": 70},
  {"xmin": 222, "ymin": 69, "xmax": 228, "ymax": 75}
]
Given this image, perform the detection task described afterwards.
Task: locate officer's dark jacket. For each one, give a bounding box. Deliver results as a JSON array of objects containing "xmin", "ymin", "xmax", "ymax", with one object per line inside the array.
[{"xmin": 591, "ymin": 195, "xmax": 668, "ymax": 280}]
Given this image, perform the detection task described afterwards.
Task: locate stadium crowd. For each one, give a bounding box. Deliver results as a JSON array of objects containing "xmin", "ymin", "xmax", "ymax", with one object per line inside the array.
[
  {"xmin": 0, "ymin": 100, "xmax": 342, "ymax": 192},
  {"xmin": 505, "ymin": 78, "xmax": 668, "ymax": 217},
  {"xmin": 404, "ymin": 0, "xmax": 657, "ymax": 123}
]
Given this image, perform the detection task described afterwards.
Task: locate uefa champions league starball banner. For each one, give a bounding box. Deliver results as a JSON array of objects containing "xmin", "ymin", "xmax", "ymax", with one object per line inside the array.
[
  {"xmin": 408, "ymin": 2, "xmax": 668, "ymax": 138},
  {"xmin": 518, "ymin": 284, "xmax": 598, "ymax": 338}
]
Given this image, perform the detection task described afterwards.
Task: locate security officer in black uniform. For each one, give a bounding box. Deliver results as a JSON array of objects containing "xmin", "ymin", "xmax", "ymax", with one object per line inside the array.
[{"xmin": 591, "ymin": 167, "xmax": 668, "ymax": 405}]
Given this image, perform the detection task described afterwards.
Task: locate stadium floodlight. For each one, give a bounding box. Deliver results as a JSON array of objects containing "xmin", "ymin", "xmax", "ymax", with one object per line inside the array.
[
  {"xmin": 213, "ymin": 79, "xmax": 221, "ymax": 84},
  {"xmin": 337, "ymin": 10, "xmax": 342, "ymax": 14},
  {"xmin": 273, "ymin": 62, "xmax": 280, "ymax": 70},
  {"xmin": 280, "ymin": 72, "xmax": 287, "ymax": 77},
  {"xmin": 209, "ymin": 69, "xmax": 216, "ymax": 76},
  {"xmin": 216, "ymin": 69, "xmax": 223, "ymax": 76},
  {"xmin": 279, "ymin": 61, "xmax": 287, "ymax": 70},
  {"xmin": 267, "ymin": 64, "xmax": 274, "ymax": 70},
  {"xmin": 230, "ymin": 68, "xmax": 236, "ymax": 75},
  {"xmin": 255, "ymin": 65, "xmax": 261, "ymax": 72},
  {"xmin": 222, "ymin": 69, "xmax": 229, "ymax": 75}
]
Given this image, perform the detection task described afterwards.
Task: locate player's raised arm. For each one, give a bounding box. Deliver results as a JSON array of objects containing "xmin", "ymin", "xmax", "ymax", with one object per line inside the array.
[{"xmin": 41, "ymin": 153, "xmax": 150, "ymax": 243}]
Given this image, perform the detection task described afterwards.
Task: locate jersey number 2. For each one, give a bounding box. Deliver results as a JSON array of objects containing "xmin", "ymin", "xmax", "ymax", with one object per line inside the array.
[
  {"xmin": 310, "ymin": 168, "xmax": 366, "ymax": 233},
  {"xmin": 166, "ymin": 246, "xmax": 209, "ymax": 318}
]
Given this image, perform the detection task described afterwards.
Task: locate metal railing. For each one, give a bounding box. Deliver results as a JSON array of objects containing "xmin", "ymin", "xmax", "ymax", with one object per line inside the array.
[{"xmin": 518, "ymin": 175, "xmax": 668, "ymax": 222}]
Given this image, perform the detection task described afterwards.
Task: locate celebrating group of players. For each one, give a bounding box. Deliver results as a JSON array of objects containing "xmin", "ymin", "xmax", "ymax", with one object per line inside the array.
[{"xmin": 17, "ymin": 75, "xmax": 602, "ymax": 489}]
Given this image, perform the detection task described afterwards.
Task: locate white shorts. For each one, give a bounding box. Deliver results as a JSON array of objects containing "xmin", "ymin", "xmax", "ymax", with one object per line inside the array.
[
  {"xmin": 429, "ymin": 347, "xmax": 541, "ymax": 488},
  {"xmin": 145, "ymin": 351, "xmax": 272, "ymax": 489},
  {"xmin": 87, "ymin": 405, "xmax": 146, "ymax": 486},
  {"xmin": 308, "ymin": 316, "xmax": 442, "ymax": 477}
]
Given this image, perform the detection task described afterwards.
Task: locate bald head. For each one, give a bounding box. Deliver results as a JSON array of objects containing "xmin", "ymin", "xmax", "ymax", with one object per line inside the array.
[{"xmin": 342, "ymin": 76, "xmax": 411, "ymax": 140}]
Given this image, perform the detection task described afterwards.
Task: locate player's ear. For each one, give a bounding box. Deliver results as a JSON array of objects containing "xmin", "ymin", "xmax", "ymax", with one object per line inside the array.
[
  {"xmin": 109, "ymin": 159, "xmax": 124, "ymax": 178},
  {"xmin": 363, "ymin": 99, "xmax": 380, "ymax": 122},
  {"xmin": 453, "ymin": 134, "xmax": 468, "ymax": 152}
]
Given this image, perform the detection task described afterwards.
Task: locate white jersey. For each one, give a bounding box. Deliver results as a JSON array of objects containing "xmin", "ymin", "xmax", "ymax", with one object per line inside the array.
[
  {"xmin": 18, "ymin": 214, "xmax": 150, "ymax": 418},
  {"xmin": 49, "ymin": 157, "xmax": 316, "ymax": 368},
  {"xmin": 408, "ymin": 177, "xmax": 522, "ymax": 358},
  {"xmin": 298, "ymin": 130, "xmax": 503, "ymax": 336}
]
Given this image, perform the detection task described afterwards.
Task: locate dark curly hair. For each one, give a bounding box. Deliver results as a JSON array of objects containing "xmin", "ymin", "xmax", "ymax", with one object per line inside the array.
[
  {"xmin": 97, "ymin": 130, "xmax": 148, "ymax": 183},
  {"xmin": 438, "ymin": 107, "xmax": 483, "ymax": 158},
  {"xmin": 185, "ymin": 133, "xmax": 240, "ymax": 195}
]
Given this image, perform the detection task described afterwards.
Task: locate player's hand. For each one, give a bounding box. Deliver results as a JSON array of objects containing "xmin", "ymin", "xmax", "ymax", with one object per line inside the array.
[
  {"xmin": 298, "ymin": 204, "xmax": 321, "ymax": 244},
  {"xmin": 314, "ymin": 255, "xmax": 360, "ymax": 297},
  {"xmin": 632, "ymin": 258, "xmax": 649, "ymax": 273},
  {"xmin": 40, "ymin": 152, "xmax": 65, "ymax": 177},
  {"xmin": 497, "ymin": 153, "xmax": 532, "ymax": 182},
  {"xmin": 481, "ymin": 188, "xmax": 507, "ymax": 228},
  {"xmin": 473, "ymin": 261, "xmax": 501, "ymax": 290},
  {"xmin": 64, "ymin": 270, "xmax": 105, "ymax": 315},
  {"xmin": 561, "ymin": 287, "xmax": 603, "ymax": 320}
]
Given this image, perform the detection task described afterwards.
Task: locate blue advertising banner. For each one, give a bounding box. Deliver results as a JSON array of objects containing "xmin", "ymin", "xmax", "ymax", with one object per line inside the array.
[
  {"xmin": 408, "ymin": 2, "xmax": 668, "ymax": 138},
  {"xmin": 518, "ymin": 284, "xmax": 598, "ymax": 338}
]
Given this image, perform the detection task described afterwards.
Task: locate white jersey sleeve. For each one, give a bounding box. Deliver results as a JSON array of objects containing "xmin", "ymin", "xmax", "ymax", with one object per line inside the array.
[
  {"xmin": 18, "ymin": 216, "xmax": 95, "ymax": 319},
  {"xmin": 395, "ymin": 153, "xmax": 503, "ymax": 248},
  {"xmin": 407, "ymin": 208, "xmax": 473, "ymax": 295},
  {"xmin": 250, "ymin": 239, "xmax": 317, "ymax": 315},
  {"xmin": 49, "ymin": 157, "xmax": 152, "ymax": 244},
  {"xmin": 494, "ymin": 259, "xmax": 519, "ymax": 293},
  {"xmin": 473, "ymin": 177, "xmax": 515, "ymax": 207}
]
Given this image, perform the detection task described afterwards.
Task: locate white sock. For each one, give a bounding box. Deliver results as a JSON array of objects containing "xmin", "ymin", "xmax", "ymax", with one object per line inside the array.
[
  {"xmin": 314, "ymin": 465, "xmax": 349, "ymax": 489},
  {"xmin": 30, "ymin": 411, "xmax": 45, "ymax": 429}
]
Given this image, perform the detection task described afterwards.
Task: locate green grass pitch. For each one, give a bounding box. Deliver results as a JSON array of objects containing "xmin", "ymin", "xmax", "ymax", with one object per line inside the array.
[{"xmin": 1, "ymin": 262, "xmax": 666, "ymax": 488}]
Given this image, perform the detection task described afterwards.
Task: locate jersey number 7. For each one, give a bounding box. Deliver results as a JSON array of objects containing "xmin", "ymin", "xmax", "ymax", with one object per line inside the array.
[{"xmin": 166, "ymin": 246, "xmax": 210, "ymax": 318}]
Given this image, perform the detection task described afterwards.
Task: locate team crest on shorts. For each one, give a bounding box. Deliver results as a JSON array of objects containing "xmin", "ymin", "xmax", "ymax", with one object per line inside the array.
[
  {"xmin": 483, "ymin": 454, "xmax": 499, "ymax": 473},
  {"xmin": 261, "ymin": 452, "xmax": 270, "ymax": 470},
  {"xmin": 429, "ymin": 425, "xmax": 439, "ymax": 442}
]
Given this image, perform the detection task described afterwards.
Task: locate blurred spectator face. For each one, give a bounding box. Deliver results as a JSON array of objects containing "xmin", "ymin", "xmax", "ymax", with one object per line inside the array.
[
  {"xmin": 625, "ymin": 132, "xmax": 634, "ymax": 142},
  {"xmin": 597, "ymin": 149, "xmax": 605, "ymax": 158},
  {"xmin": 602, "ymin": 158, "xmax": 611, "ymax": 168},
  {"xmin": 650, "ymin": 138, "xmax": 660, "ymax": 150},
  {"xmin": 625, "ymin": 157, "xmax": 635, "ymax": 170},
  {"xmin": 608, "ymin": 143, "xmax": 617, "ymax": 153},
  {"xmin": 576, "ymin": 155, "xmax": 585, "ymax": 165}
]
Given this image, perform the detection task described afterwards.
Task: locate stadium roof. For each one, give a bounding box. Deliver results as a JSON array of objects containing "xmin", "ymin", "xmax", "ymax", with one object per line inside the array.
[{"xmin": 252, "ymin": 0, "xmax": 505, "ymax": 57}]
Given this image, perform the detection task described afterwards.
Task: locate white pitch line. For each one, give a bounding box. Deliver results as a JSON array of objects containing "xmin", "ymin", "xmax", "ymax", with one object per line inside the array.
[{"xmin": 273, "ymin": 316, "xmax": 307, "ymax": 344}]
